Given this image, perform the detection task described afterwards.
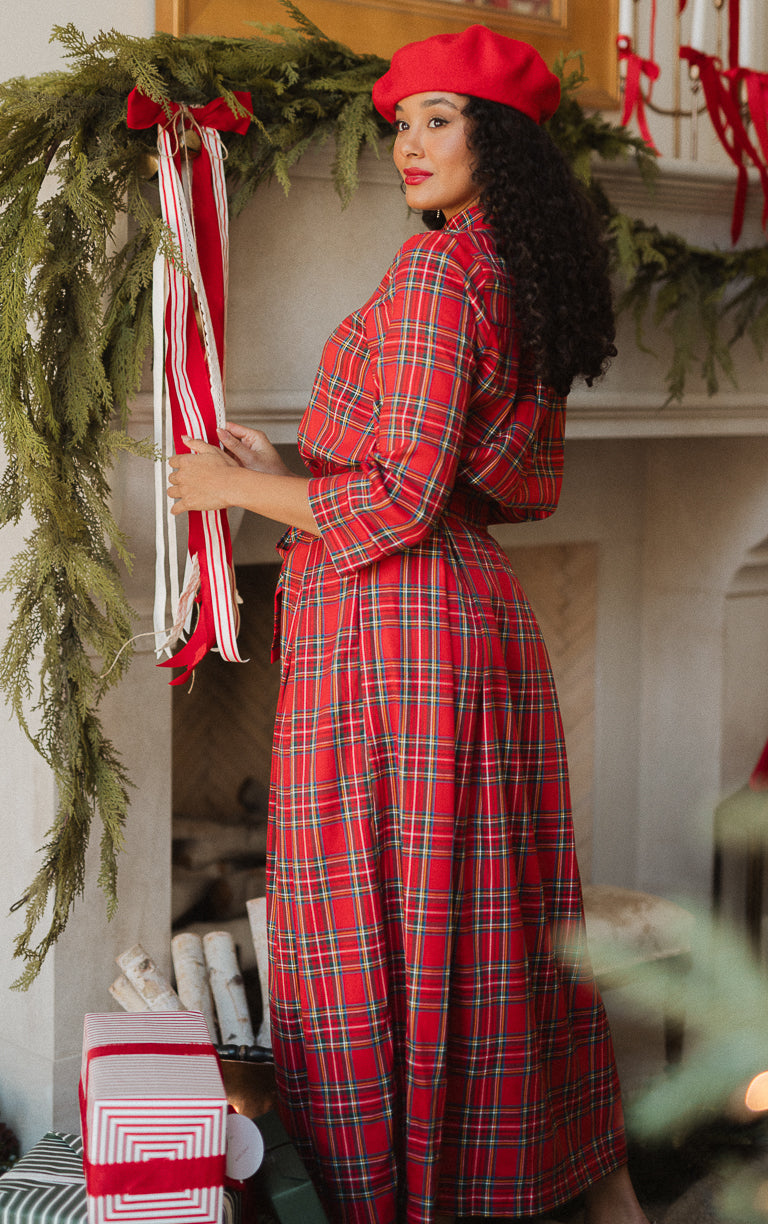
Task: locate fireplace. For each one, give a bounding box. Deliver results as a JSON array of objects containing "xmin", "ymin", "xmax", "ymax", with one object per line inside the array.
[{"xmin": 170, "ymin": 541, "xmax": 598, "ymax": 937}]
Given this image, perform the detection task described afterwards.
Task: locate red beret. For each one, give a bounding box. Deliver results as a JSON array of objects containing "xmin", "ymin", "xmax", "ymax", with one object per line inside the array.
[{"xmin": 372, "ymin": 25, "xmax": 560, "ymax": 125}]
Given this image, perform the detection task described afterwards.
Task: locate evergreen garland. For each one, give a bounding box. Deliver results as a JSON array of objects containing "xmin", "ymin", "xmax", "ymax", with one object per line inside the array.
[
  {"xmin": 0, "ymin": 12, "xmax": 765, "ymax": 986},
  {"xmin": 549, "ymin": 59, "xmax": 768, "ymax": 403}
]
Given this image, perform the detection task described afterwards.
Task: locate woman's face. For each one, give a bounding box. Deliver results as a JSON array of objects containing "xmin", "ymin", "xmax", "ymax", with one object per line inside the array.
[{"xmin": 393, "ymin": 92, "xmax": 478, "ymax": 220}]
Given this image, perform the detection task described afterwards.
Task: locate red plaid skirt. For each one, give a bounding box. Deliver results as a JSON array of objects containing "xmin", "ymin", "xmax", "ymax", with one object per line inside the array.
[{"xmin": 267, "ymin": 511, "xmax": 625, "ymax": 1224}]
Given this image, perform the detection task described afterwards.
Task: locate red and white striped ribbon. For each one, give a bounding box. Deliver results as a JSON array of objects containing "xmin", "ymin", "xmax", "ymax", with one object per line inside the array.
[{"xmin": 153, "ymin": 120, "xmax": 243, "ymax": 675}]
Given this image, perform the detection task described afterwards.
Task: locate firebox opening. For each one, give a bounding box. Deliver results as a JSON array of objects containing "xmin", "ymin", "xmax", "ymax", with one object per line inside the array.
[{"xmin": 171, "ymin": 561, "xmax": 281, "ymax": 1027}]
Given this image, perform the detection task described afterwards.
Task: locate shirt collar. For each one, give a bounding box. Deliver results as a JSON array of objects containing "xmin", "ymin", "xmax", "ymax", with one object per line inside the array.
[{"xmin": 445, "ymin": 203, "xmax": 487, "ymax": 232}]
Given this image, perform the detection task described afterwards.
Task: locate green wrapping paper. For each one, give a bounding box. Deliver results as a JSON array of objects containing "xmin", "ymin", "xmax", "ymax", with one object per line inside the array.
[
  {"xmin": 254, "ymin": 1113, "xmax": 328, "ymax": 1224},
  {"xmin": 0, "ymin": 1133, "xmax": 241, "ymax": 1224},
  {"xmin": 0, "ymin": 1133, "xmax": 86, "ymax": 1224}
]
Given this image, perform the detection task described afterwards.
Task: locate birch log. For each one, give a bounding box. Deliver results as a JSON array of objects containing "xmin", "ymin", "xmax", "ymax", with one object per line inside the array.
[
  {"xmin": 108, "ymin": 974, "xmax": 150, "ymax": 1012},
  {"xmin": 246, "ymin": 896, "xmax": 271, "ymax": 1048},
  {"xmin": 203, "ymin": 930, "xmax": 255, "ymax": 1045},
  {"xmin": 171, "ymin": 931, "xmax": 219, "ymax": 1042},
  {"xmin": 116, "ymin": 944, "xmax": 184, "ymax": 1011}
]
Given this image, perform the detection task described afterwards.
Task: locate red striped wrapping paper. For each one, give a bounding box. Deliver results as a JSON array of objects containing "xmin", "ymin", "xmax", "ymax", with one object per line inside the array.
[{"xmin": 80, "ymin": 1012, "xmax": 227, "ymax": 1224}]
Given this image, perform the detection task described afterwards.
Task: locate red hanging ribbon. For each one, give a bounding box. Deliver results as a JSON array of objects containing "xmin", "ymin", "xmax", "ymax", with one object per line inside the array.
[
  {"xmin": 127, "ymin": 89, "xmax": 251, "ymax": 371},
  {"xmin": 127, "ymin": 89, "xmax": 252, "ymax": 685},
  {"xmin": 648, "ymin": 0, "xmax": 658, "ymax": 72},
  {"xmin": 745, "ymin": 70, "xmax": 768, "ymax": 165},
  {"xmin": 127, "ymin": 91, "xmax": 251, "ymax": 374},
  {"xmin": 679, "ymin": 47, "xmax": 768, "ymax": 242},
  {"xmin": 728, "ymin": 0, "xmax": 740, "ymax": 69},
  {"xmin": 726, "ymin": 0, "xmax": 743, "ymax": 148},
  {"xmin": 617, "ymin": 35, "xmax": 661, "ymax": 153}
]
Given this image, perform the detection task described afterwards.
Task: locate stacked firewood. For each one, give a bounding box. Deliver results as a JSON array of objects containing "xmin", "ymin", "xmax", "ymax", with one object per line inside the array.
[
  {"xmin": 169, "ymin": 775, "xmax": 267, "ymax": 1023},
  {"xmin": 109, "ymin": 778, "xmax": 273, "ymax": 1043},
  {"xmin": 111, "ymin": 897, "xmax": 270, "ymax": 1050},
  {"xmin": 172, "ymin": 775, "xmax": 268, "ymax": 931}
]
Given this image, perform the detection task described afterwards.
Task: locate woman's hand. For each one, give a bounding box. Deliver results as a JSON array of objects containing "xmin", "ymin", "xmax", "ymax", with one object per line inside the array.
[
  {"xmin": 168, "ymin": 427, "xmax": 319, "ymax": 536},
  {"xmin": 167, "ymin": 436, "xmax": 238, "ymax": 515},
  {"xmin": 217, "ymin": 422, "xmax": 292, "ymax": 476}
]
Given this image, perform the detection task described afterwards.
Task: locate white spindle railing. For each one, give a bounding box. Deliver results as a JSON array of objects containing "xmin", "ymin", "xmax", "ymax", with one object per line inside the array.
[
  {"xmin": 616, "ymin": 0, "xmax": 768, "ymax": 239},
  {"xmin": 617, "ymin": 0, "xmax": 764, "ymax": 161}
]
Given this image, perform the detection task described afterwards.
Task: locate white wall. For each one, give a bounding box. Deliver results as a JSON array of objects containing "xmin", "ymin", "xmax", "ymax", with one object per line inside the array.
[
  {"xmin": 3, "ymin": 0, "xmax": 155, "ymax": 76},
  {"xmin": 637, "ymin": 436, "xmax": 768, "ymax": 901}
]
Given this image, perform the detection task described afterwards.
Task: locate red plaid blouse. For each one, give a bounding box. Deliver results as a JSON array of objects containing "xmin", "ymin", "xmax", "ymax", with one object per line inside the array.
[{"xmin": 301, "ymin": 204, "xmax": 565, "ymax": 562}]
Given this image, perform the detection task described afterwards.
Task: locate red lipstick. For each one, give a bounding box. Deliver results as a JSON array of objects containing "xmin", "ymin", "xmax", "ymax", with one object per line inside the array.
[{"xmin": 403, "ymin": 171, "xmax": 432, "ymax": 184}]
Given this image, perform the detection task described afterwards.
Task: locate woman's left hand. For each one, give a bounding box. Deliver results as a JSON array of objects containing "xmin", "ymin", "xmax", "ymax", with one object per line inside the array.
[{"xmin": 167, "ymin": 436, "xmax": 237, "ymax": 515}]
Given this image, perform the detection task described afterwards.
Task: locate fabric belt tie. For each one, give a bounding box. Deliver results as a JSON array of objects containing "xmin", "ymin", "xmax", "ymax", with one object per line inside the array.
[{"xmin": 126, "ymin": 88, "xmax": 252, "ymax": 684}]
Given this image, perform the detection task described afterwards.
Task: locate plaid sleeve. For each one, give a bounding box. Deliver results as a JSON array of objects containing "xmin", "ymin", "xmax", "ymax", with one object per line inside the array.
[
  {"xmin": 308, "ymin": 236, "xmax": 477, "ymax": 575},
  {"xmin": 468, "ymin": 369, "xmax": 565, "ymax": 525}
]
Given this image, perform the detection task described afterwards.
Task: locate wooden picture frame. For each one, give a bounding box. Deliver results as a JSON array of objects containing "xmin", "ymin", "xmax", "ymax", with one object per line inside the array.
[{"xmin": 156, "ymin": 0, "xmax": 620, "ymax": 110}]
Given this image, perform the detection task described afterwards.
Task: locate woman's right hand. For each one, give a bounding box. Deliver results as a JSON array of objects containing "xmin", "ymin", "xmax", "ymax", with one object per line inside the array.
[{"xmin": 217, "ymin": 422, "xmax": 293, "ymax": 477}]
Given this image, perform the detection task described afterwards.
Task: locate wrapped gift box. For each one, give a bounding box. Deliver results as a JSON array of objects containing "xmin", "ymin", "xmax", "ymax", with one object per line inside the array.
[
  {"xmin": 0, "ymin": 1132, "xmax": 86, "ymax": 1223},
  {"xmin": 254, "ymin": 1112, "xmax": 327, "ymax": 1224},
  {"xmin": 0, "ymin": 1132, "xmax": 242, "ymax": 1224},
  {"xmin": 81, "ymin": 1011, "xmax": 227, "ymax": 1224}
]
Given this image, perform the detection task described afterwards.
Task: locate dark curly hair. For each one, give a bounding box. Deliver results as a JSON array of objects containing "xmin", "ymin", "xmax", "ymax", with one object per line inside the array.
[{"xmin": 423, "ymin": 98, "xmax": 616, "ymax": 396}]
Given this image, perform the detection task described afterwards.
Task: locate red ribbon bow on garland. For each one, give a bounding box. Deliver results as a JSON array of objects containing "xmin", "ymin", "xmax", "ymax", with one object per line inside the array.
[
  {"xmin": 617, "ymin": 0, "xmax": 660, "ymax": 152},
  {"xmin": 679, "ymin": 47, "xmax": 768, "ymax": 242},
  {"xmin": 617, "ymin": 34, "xmax": 661, "ymax": 154},
  {"xmin": 126, "ymin": 89, "xmax": 252, "ymax": 685},
  {"xmin": 619, "ymin": 0, "xmax": 768, "ymax": 245}
]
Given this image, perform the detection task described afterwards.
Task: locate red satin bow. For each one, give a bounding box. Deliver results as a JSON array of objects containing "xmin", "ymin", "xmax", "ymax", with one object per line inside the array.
[
  {"xmin": 617, "ymin": 35, "xmax": 661, "ymax": 154},
  {"xmin": 126, "ymin": 88, "xmax": 253, "ymax": 135}
]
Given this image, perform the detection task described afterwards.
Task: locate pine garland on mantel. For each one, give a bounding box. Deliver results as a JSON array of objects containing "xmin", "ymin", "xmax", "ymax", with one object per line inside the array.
[{"xmin": 0, "ymin": 7, "xmax": 766, "ymax": 986}]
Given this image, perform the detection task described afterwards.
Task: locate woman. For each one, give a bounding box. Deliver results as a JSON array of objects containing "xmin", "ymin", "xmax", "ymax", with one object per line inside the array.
[{"xmin": 169, "ymin": 25, "xmax": 651, "ymax": 1224}]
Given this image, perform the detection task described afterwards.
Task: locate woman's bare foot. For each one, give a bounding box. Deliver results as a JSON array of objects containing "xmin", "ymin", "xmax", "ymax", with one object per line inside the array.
[{"xmin": 582, "ymin": 1165, "xmax": 652, "ymax": 1224}]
